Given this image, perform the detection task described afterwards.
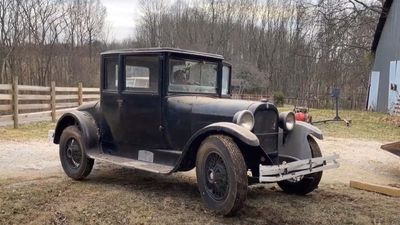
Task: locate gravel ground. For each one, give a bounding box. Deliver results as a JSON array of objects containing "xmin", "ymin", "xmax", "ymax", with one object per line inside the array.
[{"xmin": 0, "ymin": 137, "xmax": 399, "ymax": 224}]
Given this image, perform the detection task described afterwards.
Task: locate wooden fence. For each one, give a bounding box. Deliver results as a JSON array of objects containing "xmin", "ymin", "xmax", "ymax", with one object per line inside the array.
[
  {"xmin": 0, "ymin": 83, "xmax": 361, "ymax": 128},
  {"xmin": 231, "ymin": 94, "xmax": 270, "ymax": 101},
  {"xmin": 0, "ymin": 77, "xmax": 99, "ymax": 128}
]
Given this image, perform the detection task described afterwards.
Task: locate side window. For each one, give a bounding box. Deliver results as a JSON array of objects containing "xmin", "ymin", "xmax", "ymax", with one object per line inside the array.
[
  {"xmin": 222, "ymin": 65, "xmax": 231, "ymax": 95},
  {"xmin": 169, "ymin": 58, "xmax": 218, "ymax": 93},
  {"xmin": 125, "ymin": 56, "xmax": 159, "ymax": 92},
  {"xmin": 104, "ymin": 57, "xmax": 118, "ymax": 91}
]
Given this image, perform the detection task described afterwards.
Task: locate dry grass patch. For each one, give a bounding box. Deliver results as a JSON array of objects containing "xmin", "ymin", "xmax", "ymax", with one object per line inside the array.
[
  {"xmin": 0, "ymin": 122, "xmax": 55, "ymax": 141},
  {"xmin": 279, "ymin": 106, "xmax": 400, "ymax": 142}
]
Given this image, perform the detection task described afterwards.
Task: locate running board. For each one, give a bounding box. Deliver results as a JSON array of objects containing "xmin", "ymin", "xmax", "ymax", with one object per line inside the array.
[
  {"xmin": 259, "ymin": 153, "xmax": 339, "ymax": 183},
  {"xmin": 90, "ymin": 153, "xmax": 174, "ymax": 174}
]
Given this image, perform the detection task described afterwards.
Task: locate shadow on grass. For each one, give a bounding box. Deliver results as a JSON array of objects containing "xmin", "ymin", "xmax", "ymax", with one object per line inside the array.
[{"xmin": 76, "ymin": 163, "xmax": 334, "ymax": 224}]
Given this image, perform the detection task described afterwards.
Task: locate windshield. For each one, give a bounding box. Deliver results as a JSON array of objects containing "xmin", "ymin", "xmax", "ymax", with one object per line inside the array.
[{"xmin": 169, "ymin": 58, "xmax": 218, "ymax": 94}]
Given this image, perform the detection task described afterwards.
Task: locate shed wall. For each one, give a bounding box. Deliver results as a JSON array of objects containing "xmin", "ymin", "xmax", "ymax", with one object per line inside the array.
[{"xmin": 372, "ymin": 0, "xmax": 400, "ymax": 112}]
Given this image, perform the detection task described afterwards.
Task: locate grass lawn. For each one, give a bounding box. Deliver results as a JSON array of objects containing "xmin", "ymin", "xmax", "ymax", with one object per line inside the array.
[
  {"xmin": 0, "ymin": 108, "xmax": 399, "ymax": 142},
  {"xmin": 279, "ymin": 106, "xmax": 400, "ymax": 142},
  {"xmin": 0, "ymin": 122, "xmax": 56, "ymax": 141}
]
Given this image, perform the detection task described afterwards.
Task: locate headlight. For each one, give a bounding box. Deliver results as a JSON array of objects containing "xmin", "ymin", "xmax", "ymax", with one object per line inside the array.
[
  {"xmin": 233, "ymin": 110, "xmax": 255, "ymax": 130},
  {"xmin": 279, "ymin": 112, "xmax": 296, "ymax": 131}
]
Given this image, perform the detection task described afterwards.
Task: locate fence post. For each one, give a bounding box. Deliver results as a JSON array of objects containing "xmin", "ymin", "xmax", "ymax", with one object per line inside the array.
[
  {"xmin": 78, "ymin": 82, "xmax": 83, "ymax": 106},
  {"xmin": 12, "ymin": 76, "xmax": 18, "ymax": 129},
  {"xmin": 51, "ymin": 81, "xmax": 56, "ymax": 122}
]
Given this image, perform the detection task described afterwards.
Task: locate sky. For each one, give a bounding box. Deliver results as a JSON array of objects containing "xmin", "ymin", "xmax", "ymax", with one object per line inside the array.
[{"xmin": 100, "ymin": 0, "xmax": 141, "ymax": 41}]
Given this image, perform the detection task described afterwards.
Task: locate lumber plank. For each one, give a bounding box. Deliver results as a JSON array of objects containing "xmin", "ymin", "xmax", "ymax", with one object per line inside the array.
[
  {"xmin": 0, "ymin": 84, "xmax": 12, "ymax": 91},
  {"xmin": 19, "ymin": 103, "xmax": 51, "ymax": 110},
  {"xmin": 78, "ymin": 83, "xmax": 83, "ymax": 105},
  {"xmin": 56, "ymin": 102, "xmax": 79, "ymax": 109},
  {"xmin": 51, "ymin": 81, "xmax": 56, "ymax": 122},
  {"xmin": 56, "ymin": 95, "xmax": 79, "ymax": 100},
  {"xmin": 0, "ymin": 114, "xmax": 13, "ymax": 122},
  {"xmin": 18, "ymin": 85, "xmax": 50, "ymax": 92},
  {"xmin": 12, "ymin": 76, "xmax": 18, "ymax": 128},
  {"xmin": 350, "ymin": 180, "xmax": 400, "ymax": 197},
  {"xmin": 0, "ymin": 94, "xmax": 12, "ymax": 100},
  {"xmin": 19, "ymin": 111, "xmax": 52, "ymax": 120},
  {"xmin": 82, "ymin": 94, "xmax": 100, "ymax": 99},
  {"xmin": 82, "ymin": 87, "xmax": 100, "ymax": 92},
  {"xmin": 19, "ymin": 94, "xmax": 51, "ymax": 100},
  {"xmin": 55, "ymin": 86, "xmax": 78, "ymax": 92},
  {"xmin": 0, "ymin": 104, "xmax": 12, "ymax": 111}
]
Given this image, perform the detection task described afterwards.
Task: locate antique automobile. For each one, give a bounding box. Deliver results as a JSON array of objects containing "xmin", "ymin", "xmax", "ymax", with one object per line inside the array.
[{"xmin": 53, "ymin": 48, "xmax": 339, "ymax": 216}]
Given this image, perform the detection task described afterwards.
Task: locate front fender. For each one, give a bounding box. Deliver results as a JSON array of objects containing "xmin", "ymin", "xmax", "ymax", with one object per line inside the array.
[
  {"xmin": 53, "ymin": 110, "xmax": 101, "ymax": 156},
  {"xmin": 191, "ymin": 122, "xmax": 260, "ymax": 147},
  {"xmin": 173, "ymin": 122, "xmax": 259, "ymax": 172},
  {"xmin": 279, "ymin": 121, "xmax": 323, "ymax": 161}
]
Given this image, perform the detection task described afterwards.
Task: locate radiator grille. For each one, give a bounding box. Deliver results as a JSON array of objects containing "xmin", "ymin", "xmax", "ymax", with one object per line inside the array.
[{"xmin": 253, "ymin": 109, "xmax": 278, "ymax": 153}]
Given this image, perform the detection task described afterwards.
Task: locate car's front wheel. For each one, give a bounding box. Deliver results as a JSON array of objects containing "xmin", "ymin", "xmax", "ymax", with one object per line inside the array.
[
  {"xmin": 59, "ymin": 126, "xmax": 94, "ymax": 180},
  {"xmin": 277, "ymin": 136, "xmax": 323, "ymax": 195},
  {"xmin": 196, "ymin": 135, "xmax": 247, "ymax": 216}
]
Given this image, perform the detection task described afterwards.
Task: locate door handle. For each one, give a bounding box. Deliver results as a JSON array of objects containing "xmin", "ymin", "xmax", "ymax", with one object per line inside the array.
[{"xmin": 117, "ymin": 99, "xmax": 123, "ymax": 108}]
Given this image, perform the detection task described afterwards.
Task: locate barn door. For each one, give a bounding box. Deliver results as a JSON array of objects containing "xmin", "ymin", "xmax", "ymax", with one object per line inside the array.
[
  {"xmin": 368, "ymin": 71, "xmax": 380, "ymax": 111},
  {"xmin": 388, "ymin": 61, "xmax": 400, "ymax": 114}
]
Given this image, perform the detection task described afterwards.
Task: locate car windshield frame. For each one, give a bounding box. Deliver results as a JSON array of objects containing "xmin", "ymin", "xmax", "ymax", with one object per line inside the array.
[{"xmin": 168, "ymin": 56, "xmax": 221, "ymax": 95}]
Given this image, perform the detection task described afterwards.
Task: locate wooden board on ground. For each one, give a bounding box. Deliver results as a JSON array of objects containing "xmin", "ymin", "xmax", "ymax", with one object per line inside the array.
[
  {"xmin": 350, "ymin": 180, "xmax": 400, "ymax": 197},
  {"xmin": 381, "ymin": 141, "xmax": 400, "ymax": 157}
]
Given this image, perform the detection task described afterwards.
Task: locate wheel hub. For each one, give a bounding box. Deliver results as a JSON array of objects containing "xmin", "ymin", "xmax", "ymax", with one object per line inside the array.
[
  {"xmin": 65, "ymin": 138, "xmax": 82, "ymax": 168},
  {"xmin": 66, "ymin": 148, "xmax": 73, "ymax": 158},
  {"xmin": 208, "ymin": 169, "xmax": 215, "ymax": 181},
  {"xmin": 204, "ymin": 152, "xmax": 229, "ymax": 201}
]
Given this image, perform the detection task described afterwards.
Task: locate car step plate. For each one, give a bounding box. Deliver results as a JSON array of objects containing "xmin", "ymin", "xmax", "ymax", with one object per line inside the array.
[{"xmin": 90, "ymin": 153, "xmax": 174, "ymax": 174}]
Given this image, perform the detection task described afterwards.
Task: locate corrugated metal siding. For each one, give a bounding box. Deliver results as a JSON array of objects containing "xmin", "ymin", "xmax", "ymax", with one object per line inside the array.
[{"xmin": 372, "ymin": 0, "xmax": 400, "ymax": 112}]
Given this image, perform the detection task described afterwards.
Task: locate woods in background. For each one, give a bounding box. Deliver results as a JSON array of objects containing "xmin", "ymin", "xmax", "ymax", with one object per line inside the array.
[
  {"xmin": 133, "ymin": 0, "xmax": 382, "ymax": 109},
  {"xmin": 0, "ymin": 0, "xmax": 106, "ymax": 87},
  {"xmin": 0, "ymin": 0, "xmax": 383, "ymax": 109}
]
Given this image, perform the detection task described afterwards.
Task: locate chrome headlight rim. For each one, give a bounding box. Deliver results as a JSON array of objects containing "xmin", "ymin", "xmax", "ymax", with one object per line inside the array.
[
  {"xmin": 233, "ymin": 110, "xmax": 255, "ymax": 131},
  {"xmin": 279, "ymin": 112, "xmax": 296, "ymax": 131}
]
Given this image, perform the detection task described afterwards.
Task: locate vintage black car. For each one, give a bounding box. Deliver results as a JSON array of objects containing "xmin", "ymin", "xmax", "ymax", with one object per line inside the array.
[{"xmin": 53, "ymin": 48, "xmax": 339, "ymax": 215}]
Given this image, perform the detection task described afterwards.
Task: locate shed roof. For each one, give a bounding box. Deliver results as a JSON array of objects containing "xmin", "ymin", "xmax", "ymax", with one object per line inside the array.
[{"xmin": 371, "ymin": 0, "xmax": 394, "ymax": 53}]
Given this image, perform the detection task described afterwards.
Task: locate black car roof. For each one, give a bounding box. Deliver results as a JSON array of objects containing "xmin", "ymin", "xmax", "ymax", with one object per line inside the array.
[{"xmin": 101, "ymin": 47, "xmax": 224, "ymax": 60}]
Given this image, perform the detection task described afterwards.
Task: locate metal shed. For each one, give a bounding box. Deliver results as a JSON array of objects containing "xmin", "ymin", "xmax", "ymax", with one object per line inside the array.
[{"xmin": 368, "ymin": 0, "xmax": 400, "ymax": 113}]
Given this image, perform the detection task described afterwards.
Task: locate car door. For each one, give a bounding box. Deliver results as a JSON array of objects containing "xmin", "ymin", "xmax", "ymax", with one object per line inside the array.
[
  {"xmin": 100, "ymin": 55, "xmax": 122, "ymax": 152},
  {"xmin": 117, "ymin": 54, "xmax": 165, "ymax": 158}
]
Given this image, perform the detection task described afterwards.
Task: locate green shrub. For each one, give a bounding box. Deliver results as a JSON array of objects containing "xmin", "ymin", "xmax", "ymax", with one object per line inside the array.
[{"xmin": 273, "ymin": 91, "xmax": 285, "ymax": 107}]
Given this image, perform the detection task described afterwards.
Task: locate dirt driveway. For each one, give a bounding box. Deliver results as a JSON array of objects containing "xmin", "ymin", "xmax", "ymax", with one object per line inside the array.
[{"xmin": 0, "ymin": 137, "xmax": 399, "ymax": 225}]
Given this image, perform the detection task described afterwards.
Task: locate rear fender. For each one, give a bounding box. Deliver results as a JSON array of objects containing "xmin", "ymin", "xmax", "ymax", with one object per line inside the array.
[
  {"xmin": 53, "ymin": 110, "xmax": 101, "ymax": 156},
  {"xmin": 279, "ymin": 121, "xmax": 323, "ymax": 161}
]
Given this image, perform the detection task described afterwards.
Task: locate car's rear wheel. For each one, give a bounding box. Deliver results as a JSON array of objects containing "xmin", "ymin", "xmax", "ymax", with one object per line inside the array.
[
  {"xmin": 277, "ymin": 136, "xmax": 323, "ymax": 195},
  {"xmin": 59, "ymin": 126, "xmax": 94, "ymax": 180},
  {"xmin": 196, "ymin": 135, "xmax": 247, "ymax": 216}
]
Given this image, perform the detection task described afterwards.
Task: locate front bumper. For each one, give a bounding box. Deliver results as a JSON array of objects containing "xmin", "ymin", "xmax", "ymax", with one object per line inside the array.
[{"xmin": 259, "ymin": 153, "xmax": 339, "ymax": 183}]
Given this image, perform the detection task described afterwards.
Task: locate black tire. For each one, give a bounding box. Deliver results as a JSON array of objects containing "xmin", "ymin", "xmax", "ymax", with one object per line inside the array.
[
  {"xmin": 196, "ymin": 135, "xmax": 248, "ymax": 216},
  {"xmin": 59, "ymin": 126, "xmax": 94, "ymax": 180},
  {"xmin": 277, "ymin": 136, "xmax": 323, "ymax": 195}
]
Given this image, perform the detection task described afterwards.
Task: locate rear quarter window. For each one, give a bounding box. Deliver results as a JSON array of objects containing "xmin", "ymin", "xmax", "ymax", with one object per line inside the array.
[{"xmin": 104, "ymin": 57, "xmax": 118, "ymax": 91}]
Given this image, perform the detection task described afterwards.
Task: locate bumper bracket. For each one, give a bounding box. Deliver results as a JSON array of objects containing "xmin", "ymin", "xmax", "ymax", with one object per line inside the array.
[{"xmin": 259, "ymin": 153, "xmax": 339, "ymax": 183}]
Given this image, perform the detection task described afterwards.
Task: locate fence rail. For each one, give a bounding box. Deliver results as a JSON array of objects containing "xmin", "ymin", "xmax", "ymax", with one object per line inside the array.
[
  {"xmin": 1, "ymin": 81, "xmax": 361, "ymax": 128},
  {"xmin": 0, "ymin": 76, "xmax": 99, "ymax": 128}
]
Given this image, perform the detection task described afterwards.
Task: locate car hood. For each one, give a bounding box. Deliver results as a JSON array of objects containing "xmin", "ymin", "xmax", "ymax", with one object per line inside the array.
[{"xmin": 166, "ymin": 95, "xmax": 260, "ymax": 132}]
